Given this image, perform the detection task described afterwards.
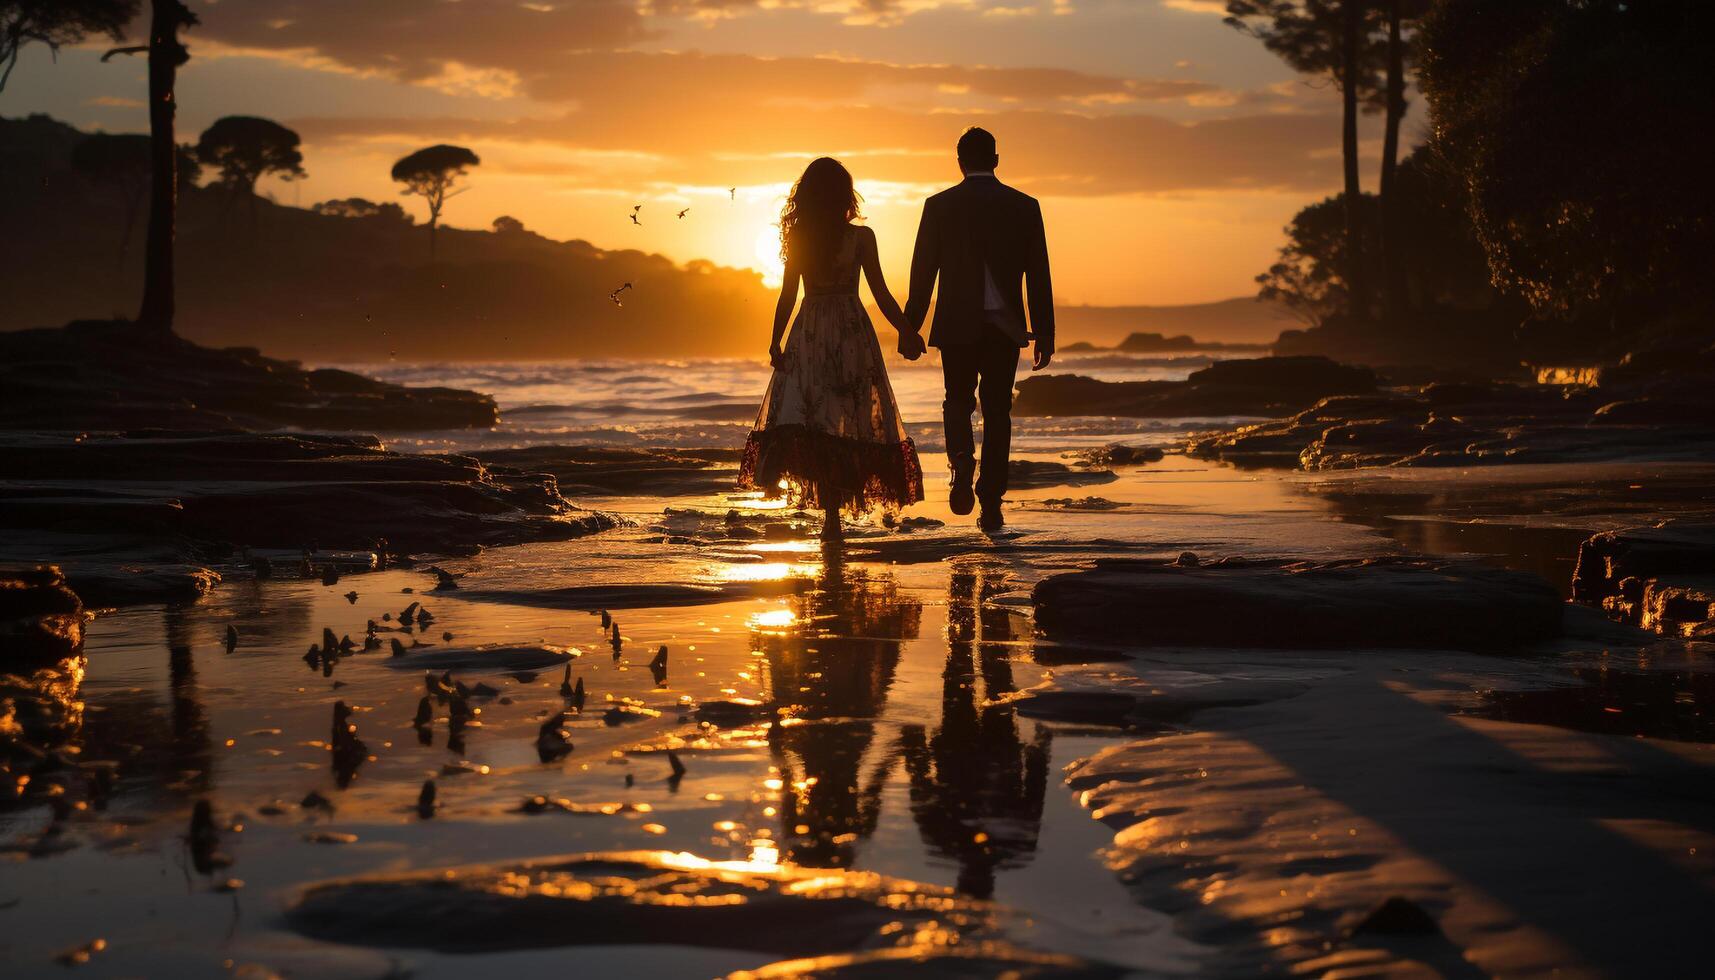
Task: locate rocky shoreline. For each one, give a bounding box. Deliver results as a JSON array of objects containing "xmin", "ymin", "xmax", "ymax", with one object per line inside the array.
[
  {"xmin": 1182, "ymin": 344, "xmax": 1715, "ymax": 469},
  {"xmin": 0, "ymin": 430, "xmax": 616, "ymax": 606},
  {"xmin": 0, "ymin": 320, "xmax": 498, "ymax": 431}
]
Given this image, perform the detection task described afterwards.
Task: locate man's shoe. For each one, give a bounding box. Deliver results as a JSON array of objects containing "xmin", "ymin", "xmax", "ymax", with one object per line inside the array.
[
  {"xmin": 949, "ymin": 469, "xmax": 976, "ymax": 516},
  {"xmin": 978, "ymin": 500, "xmax": 1005, "ymax": 533}
]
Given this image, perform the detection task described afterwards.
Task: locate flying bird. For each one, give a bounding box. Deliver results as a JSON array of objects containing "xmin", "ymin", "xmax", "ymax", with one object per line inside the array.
[
  {"xmin": 629, "ymin": 204, "xmax": 643, "ymax": 226},
  {"xmin": 677, "ymin": 207, "xmax": 690, "ymax": 219},
  {"xmin": 728, "ymin": 187, "xmax": 736, "ymax": 201},
  {"xmin": 608, "ymin": 282, "xmax": 634, "ymax": 307}
]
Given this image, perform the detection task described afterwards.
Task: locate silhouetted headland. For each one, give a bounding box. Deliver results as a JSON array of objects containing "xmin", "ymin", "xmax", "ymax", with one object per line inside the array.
[{"xmin": 0, "ymin": 319, "xmax": 497, "ymax": 431}]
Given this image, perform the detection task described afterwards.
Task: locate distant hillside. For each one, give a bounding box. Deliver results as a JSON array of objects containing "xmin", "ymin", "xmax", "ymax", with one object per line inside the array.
[
  {"xmin": 3, "ymin": 115, "xmax": 1291, "ymax": 360},
  {"xmin": 1055, "ymin": 298, "xmax": 1293, "ymax": 348},
  {"xmin": 0, "ymin": 115, "xmax": 774, "ymax": 361}
]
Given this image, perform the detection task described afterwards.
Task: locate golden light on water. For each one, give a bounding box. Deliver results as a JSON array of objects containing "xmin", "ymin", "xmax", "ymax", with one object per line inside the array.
[
  {"xmin": 748, "ymin": 839, "xmax": 782, "ymax": 869},
  {"xmin": 748, "ymin": 608, "xmax": 798, "ymax": 630},
  {"xmin": 714, "ymin": 562, "xmax": 817, "ymax": 583},
  {"xmin": 730, "ymin": 493, "xmax": 791, "ymax": 511},
  {"xmin": 748, "ymin": 540, "xmax": 820, "ymax": 553}
]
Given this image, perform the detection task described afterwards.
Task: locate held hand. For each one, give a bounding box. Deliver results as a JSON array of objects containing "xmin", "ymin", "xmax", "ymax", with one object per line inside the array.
[
  {"xmin": 1032, "ymin": 344, "xmax": 1054, "ymax": 371},
  {"xmin": 897, "ymin": 332, "xmax": 926, "ymax": 362},
  {"xmin": 769, "ymin": 345, "xmax": 786, "ymax": 370}
]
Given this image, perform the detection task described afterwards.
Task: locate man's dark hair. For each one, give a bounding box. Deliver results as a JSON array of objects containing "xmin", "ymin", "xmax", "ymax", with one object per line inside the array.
[{"xmin": 957, "ymin": 127, "xmax": 998, "ymax": 170}]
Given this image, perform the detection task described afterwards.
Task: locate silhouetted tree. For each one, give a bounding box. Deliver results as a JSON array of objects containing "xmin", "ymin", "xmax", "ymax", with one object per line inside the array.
[
  {"xmin": 0, "ymin": 0, "xmax": 136, "ymax": 91},
  {"xmin": 1260, "ymin": 148, "xmax": 1498, "ymax": 328},
  {"xmin": 492, "ymin": 214, "xmax": 525, "ymax": 235},
  {"xmin": 195, "ymin": 115, "xmax": 305, "ymax": 229},
  {"xmin": 116, "ymin": 0, "xmax": 197, "ymax": 333},
  {"xmin": 390, "ymin": 145, "xmax": 480, "ymax": 258},
  {"xmin": 1259, "ymin": 195, "xmax": 1360, "ymax": 329},
  {"xmin": 1226, "ymin": 1, "xmax": 1385, "ymax": 319},
  {"xmin": 315, "ymin": 197, "xmax": 413, "ymax": 224},
  {"xmin": 1376, "ymin": 0, "xmax": 1433, "ymax": 319},
  {"xmin": 1421, "ymin": 0, "xmax": 1714, "ymax": 326}
]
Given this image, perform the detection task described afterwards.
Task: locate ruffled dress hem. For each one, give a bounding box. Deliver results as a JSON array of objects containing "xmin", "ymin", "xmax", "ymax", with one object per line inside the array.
[{"xmin": 738, "ymin": 425, "xmax": 924, "ymax": 515}]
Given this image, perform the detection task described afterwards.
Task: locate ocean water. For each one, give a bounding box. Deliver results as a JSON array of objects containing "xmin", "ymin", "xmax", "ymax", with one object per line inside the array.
[{"xmin": 354, "ymin": 349, "xmax": 1254, "ymax": 454}]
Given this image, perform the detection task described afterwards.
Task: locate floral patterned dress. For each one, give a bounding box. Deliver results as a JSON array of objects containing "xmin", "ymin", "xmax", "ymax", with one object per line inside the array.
[{"xmin": 738, "ymin": 226, "xmax": 924, "ymax": 515}]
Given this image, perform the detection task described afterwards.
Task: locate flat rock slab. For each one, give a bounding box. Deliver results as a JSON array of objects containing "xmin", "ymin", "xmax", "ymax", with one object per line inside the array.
[
  {"xmin": 1034, "ymin": 556, "xmax": 1563, "ymax": 651},
  {"xmin": 286, "ymin": 850, "xmax": 997, "ymax": 958},
  {"xmin": 383, "ymin": 644, "xmax": 574, "ymax": 672},
  {"xmin": 1017, "ymin": 663, "xmax": 1319, "ymax": 728}
]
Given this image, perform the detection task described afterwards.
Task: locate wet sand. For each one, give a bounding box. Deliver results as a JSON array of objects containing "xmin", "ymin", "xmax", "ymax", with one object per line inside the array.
[{"xmin": 4, "ymin": 454, "xmax": 1714, "ymax": 976}]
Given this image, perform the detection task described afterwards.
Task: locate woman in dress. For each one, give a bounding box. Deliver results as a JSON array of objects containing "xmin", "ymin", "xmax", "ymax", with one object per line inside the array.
[{"xmin": 738, "ymin": 157, "xmax": 925, "ymax": 539}]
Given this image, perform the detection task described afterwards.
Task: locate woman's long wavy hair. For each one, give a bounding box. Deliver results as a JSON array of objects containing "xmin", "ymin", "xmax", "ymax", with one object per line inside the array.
[{"xmin": 780, "ymin": 157, "xmax": 862, "ymax": 279}]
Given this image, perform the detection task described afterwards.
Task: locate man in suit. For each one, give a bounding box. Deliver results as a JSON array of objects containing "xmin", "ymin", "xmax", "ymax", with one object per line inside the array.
[{"xmin": 903, "ymin": 127, "xmax": 1055, "ymax": 533}]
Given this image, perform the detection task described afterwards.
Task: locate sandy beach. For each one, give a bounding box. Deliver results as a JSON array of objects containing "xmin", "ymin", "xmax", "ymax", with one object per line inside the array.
[{"xmin": 6, "ymin": 380, "xmax": 1713, "ymax": 976}]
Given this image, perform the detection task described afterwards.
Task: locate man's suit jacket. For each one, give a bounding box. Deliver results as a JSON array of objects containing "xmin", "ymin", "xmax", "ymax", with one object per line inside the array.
[{"xmin": 905, "ymin": 175, "xmax": 1054, "ymax": 350}]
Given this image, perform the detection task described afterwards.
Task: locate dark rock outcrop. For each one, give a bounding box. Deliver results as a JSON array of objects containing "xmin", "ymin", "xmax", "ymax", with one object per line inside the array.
[
  {"xmin": 1572, "ymin": 521, "xmax": 1715, "ymax": 636},
  {"xmin": 1034, "ymin": 556, "xmax": 1563, "ymax": 651},
  {"xmin": 0, "ymin": 320, "xmax": 497, "ymax": 432},
  {"xmin": 1015, "ymin": 356, "xmax": 1375, "ymax": 419},
  {"xmin": 0, "ymin": 566, "xmax": 85, "ymax": 665},
  {"xmin": 1, "ymin": 566, "xmax": 88, "ymax": 810}
]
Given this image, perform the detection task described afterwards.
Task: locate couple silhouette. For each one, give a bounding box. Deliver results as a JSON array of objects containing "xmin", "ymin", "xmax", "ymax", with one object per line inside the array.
[{"xmin": 738, "ymin": 127, "xmax": 1055, "ymax": 538}]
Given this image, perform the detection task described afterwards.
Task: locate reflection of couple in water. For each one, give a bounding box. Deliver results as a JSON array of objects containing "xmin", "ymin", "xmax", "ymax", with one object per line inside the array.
[
  {"xmin": 757, "ymin": 555, "xmax": 1050, "ymax": 897},
  {"xmin": 738, "ymin": 127, "xmax": 1056, "ymax": 538}
]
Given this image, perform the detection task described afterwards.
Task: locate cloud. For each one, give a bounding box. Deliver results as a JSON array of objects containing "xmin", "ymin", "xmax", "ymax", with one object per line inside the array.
[
  {"xmin": 182, "ymin": 1, "xmax": 1343, "ymax": 201},
  {"xmin": 293, "ymin": 101, "xmax": 1341, "ymax": 197},
  {"xmin": 187, "ymin": 0, "xmax": 650, "ymax": 84},
  {"xmin": 187, "ymin": 2, "xmax": 1224, "ymax": 111}
]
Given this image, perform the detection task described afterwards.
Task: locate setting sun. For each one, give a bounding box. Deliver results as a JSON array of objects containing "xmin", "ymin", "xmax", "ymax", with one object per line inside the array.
[{"xmin": 753, "ymin": 227, "xmax": 786, "ymax": 290}]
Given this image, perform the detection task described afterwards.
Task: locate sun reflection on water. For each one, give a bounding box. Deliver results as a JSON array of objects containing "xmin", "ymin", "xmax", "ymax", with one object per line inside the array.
[
  {"xmin": 714, "ymin": 562, "xmax": 819, "ymax": 583},
  {"xmin": 748, "ymin": 540, "xmax": 822, "ymax": 553},
  {"xmin": 748, "ymin": 608, "xmax": 799, "ymax": 630}
]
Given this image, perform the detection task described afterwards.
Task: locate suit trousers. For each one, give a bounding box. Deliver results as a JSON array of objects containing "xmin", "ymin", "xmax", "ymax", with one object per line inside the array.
[{"xmin": 940, "ymin": 324, "xmax": 1021, "ymax": 502}]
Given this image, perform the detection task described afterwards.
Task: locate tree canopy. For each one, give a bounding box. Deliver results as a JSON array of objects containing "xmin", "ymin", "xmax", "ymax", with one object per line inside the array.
[
  {"xmin": 391, "ymin": 144, "xmax": 481, "ymax": 256},
  {"xmin": 1258, "ymin": 149, "xmax": 1498, "ymax": 328},
  {"xmin": 390, "ymin": 145, "xmax": 481, "ymax": 199},
  {"xmin": 0, "ymin": 0, "xmax": 137, "ymax": 91},
  {"xmin": 194, "ymin": 115, "xmax": 306, "ymax": 195},
  {"xmin": 1224, "ymin": 1, "xmax": 1386, "ymax": 105},
  {"xmin": 1421, "ymin": 0, "xmax": 1715, "ymax": 322},
  {"xmin": 315, "ymin": 197, "xmax": 412, "ymax": 224}
]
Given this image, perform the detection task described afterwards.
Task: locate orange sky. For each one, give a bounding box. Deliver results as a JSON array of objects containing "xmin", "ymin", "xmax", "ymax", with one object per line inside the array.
[{"xmin": 4, "ymin": 0, "xmax": 1420, "ymax": 305}]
